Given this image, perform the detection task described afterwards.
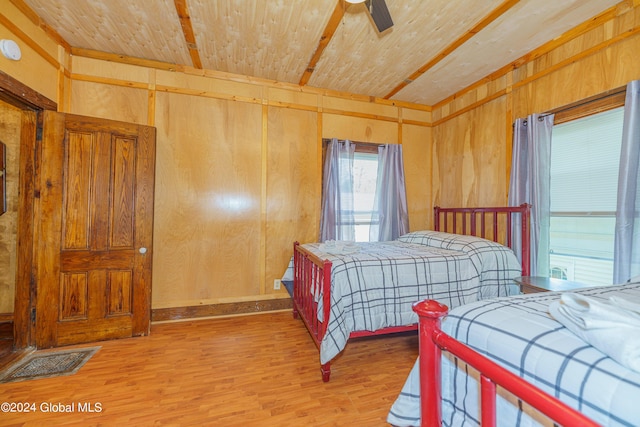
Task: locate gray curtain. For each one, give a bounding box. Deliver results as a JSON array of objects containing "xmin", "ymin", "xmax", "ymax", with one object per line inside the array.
[
  {"xmin": 508, "ymin": 114, "xmax": 555, "ymax": 276},
  {"xmin": 319, "ymin": 138, "xmax": 356, "ymax": 242},
  {"xmin": 369, "ymin": 144, "xmax": 409, "ymax": 241},
  {"xmin": 614, "ymin": 80, "xmax": 640, "ymax": 283}
]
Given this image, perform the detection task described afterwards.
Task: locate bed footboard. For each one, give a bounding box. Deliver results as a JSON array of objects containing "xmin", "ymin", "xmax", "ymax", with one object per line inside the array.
[
  {"xmin": 292, "ymin": 242, "xmax": 332, "ymax": 381},
  {"xmin": 412, "ymin": 300, "xmax": 599, "ymax": 427},
  {"xmin": 292, "ymin": 241, "xmax": 420, "ymax": 382}
]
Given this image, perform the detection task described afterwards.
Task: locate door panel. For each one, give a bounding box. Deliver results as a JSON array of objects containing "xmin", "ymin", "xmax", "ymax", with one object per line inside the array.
[{"xmin": 35, "ymin": 111, "xmax": 155, "ymax": 348}]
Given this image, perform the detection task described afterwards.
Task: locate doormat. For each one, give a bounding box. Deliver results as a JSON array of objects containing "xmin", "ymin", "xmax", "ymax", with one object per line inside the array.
[{"xmin": 0, "ymin": 347, "xmax": 100, "ymax": 384}]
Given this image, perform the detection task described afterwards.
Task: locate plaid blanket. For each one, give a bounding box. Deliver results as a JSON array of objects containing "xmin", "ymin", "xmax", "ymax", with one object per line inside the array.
[
  {"xmin": 398, "ymin": 231, "xmax": 522, "ymax": 300},
  {"xmin": 299, "ymin": 231, "xmax": 521, "ymax": 364},
  {"xmin": 387, "ymin": 282, "xmax": 640, "ymax": 427}
]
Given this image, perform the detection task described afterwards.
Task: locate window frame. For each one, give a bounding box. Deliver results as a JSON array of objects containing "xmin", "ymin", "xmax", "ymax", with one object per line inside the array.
[
  {"xmin": 550, "ymin": 85, "xmax": 626, "ymax": 124},
  {"xmin": 546, "ymin": 86, "xmax": 627, "ymax": 283}
]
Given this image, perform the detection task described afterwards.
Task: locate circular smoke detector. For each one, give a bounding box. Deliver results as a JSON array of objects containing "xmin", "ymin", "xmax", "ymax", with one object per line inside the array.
[{"xmin": 0, "ymin": 40, "xmax": 22, "ymax": 61}]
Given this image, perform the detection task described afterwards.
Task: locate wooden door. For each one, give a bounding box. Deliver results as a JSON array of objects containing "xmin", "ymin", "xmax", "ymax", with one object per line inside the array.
[{"xmin": 35, "ymin": 111, "xmax": 156, "ymax": 348}]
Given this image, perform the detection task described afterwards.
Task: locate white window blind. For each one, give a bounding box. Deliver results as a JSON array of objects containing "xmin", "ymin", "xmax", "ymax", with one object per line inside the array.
[
  {"xmin": 550, "ymin": 107, "xmax": 624, "ymax": 212},
  {"xmin": 549, "ymin": 106, "xmax": 624, "ymax": 284}
]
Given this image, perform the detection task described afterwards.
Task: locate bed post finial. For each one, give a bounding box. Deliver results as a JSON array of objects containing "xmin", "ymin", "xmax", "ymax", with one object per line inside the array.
[
  {"xmin": 413, "ymin": 300, "xmax": 448, "ymax": 427},
  {"xmin": 412, "ymin": 300, "xmax": 448, "ymax": 318}
]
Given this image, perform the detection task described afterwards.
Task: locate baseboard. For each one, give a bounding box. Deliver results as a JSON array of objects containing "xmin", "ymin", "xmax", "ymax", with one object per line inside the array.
[
  {"xmin": 0, "ymin": 313, "xmax": 13, "ymax": 323},
  {"xmin": 151, "ymin": 297, "xmax": 293, "ymax": 322}
]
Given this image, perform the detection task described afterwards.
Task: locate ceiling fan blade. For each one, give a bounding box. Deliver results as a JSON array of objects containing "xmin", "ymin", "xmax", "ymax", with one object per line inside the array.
[{"xmin": 364, "ymin": 0, "xmax": 393, "ymax": 33}]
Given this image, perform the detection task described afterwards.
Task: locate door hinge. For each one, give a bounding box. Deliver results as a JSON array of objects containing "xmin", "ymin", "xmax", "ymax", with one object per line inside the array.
[{"xmin": 31, "ymin": 307, "xmax": 36, "ymax": 323}]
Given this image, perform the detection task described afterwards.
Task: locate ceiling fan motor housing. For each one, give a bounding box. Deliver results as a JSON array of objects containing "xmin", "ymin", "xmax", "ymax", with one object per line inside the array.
[{"xmin": 365, "ymin": 0, "xmax": 394, "ymax": 33}]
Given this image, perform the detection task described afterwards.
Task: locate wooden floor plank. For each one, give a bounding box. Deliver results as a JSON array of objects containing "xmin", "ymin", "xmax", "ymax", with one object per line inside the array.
[{"xmin": 0, "ymin": 311, "xmax": 418, "ymax": 426}]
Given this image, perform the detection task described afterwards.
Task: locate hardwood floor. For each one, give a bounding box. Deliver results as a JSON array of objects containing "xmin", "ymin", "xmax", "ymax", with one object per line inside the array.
[{"xmin": 0, "ymin": 311, "xmax": 419, "ymax": 426}]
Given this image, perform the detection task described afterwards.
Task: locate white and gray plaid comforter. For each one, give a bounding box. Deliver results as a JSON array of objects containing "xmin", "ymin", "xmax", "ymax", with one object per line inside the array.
[
  {"xmin": 299, "ymin": 231, "xmax": 522, "ymax": 364},
  {"xmin": 387, "ymin": 282, "xmax": 640, "ymax": 427}
]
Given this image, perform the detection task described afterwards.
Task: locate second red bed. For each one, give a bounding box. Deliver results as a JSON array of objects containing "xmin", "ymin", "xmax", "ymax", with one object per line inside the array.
[{"xmin": 291, "ymin": 204, "xmax": 531, "ymax": 381}]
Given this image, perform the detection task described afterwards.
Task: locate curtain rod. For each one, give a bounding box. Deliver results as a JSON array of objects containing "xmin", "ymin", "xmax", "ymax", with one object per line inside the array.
[
  {"xmin": 544, "ymin": 85, "xmax": 626, "ymax": 116},
  {"xmin": 322, "ymin": 138, "xmax": 386, "ymax": 147}
]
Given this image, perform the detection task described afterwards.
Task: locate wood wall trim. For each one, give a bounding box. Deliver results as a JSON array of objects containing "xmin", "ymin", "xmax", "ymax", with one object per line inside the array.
[
  {"xmin": 0, "ymin": 70, "xmax": 57, "ymax": 111},
  {"xmin": 70, "ymin": 48, "xmax": 431, "ymax": 112},
  {"xmin": 69, "ymin": 73, "xmax": 432, "ymax": 127},
  {"xmin": 71, "ymin": 47, "xmax": 184, "ymax": 72},
  {"xmin": 402, "ymin": 119, "xmax": 432, "ymax": 127},
  {"xmin": 71, "ymin": 73, "xmax": 149, "ymax": 90},
  {"xmin": 151, "ymin": 298, "xmax": 292, "ymax": 322},
  {"xmin": 147, "ymin": 69, "xmax": 157, "ymax": 127},
  {"xmin": 260, "ymin": 103, "xmax": 268, "ymax": 295},
  {"xmin": 321, "ymin": 108, "xmax": 399, "ymax": 123},
  {"xmin": 155, "ymin": 84, "xmax": 262, "ymax": 104},
  {"xmin": 267, "ymin": 100, "xmax": 319, "ymax": 113}
]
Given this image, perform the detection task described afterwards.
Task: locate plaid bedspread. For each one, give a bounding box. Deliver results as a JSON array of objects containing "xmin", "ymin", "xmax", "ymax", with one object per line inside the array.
[
  {"xmin": 299, "ymin": 231, "xmax": 521, "ymax": 364},
  {"xmin": 397, "ymin": 231, "xmax": 522, "ymax": 300},
  {"xmin": 387, "ymin": 282, "xmax": 640, "ymax": 427}
]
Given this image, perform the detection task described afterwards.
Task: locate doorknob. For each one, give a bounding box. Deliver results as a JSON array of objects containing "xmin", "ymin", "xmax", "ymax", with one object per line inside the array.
[{"xmin": 139, "ymin": 247, "xmax": 147, "ymax": 254}]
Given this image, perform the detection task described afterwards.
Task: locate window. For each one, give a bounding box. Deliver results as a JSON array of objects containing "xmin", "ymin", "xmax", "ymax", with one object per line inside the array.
[
  {"xmin": 352, "ymin": 151, "xmax": 379, "ymax": 241},
  {"xmin": 320, "ymin": 139, "xmax": 409, "ymax": 243},
  {"xmin": 549, "ymin": 107, "xmax": 624, "ymax": 285}
]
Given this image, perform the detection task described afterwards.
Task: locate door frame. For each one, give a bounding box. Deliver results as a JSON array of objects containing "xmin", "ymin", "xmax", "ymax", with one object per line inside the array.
[{"xmin": 0, "ymin": 70, "xmax": 57, "ymax": 349}]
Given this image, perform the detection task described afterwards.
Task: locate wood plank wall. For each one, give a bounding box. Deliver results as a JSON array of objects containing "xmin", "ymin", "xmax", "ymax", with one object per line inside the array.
[
  {"xmin": 431, "ymin": 1, "xmax": 640, "ymax": 209},
  {"xmin": 67, "ymin": 63, "xmax": 432, "ymax": 314},
  {"xmin": 0, "ymin": 1, "xmax": 639, "ymax": 318}
]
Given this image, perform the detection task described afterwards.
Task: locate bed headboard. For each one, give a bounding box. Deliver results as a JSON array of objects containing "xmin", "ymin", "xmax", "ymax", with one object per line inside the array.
[{"xmin": 433, "ymin": 204, "xmax": 531, "ymax": 276}]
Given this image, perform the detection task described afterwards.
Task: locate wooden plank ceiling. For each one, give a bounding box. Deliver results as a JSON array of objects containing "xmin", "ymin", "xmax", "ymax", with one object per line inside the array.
[{"xmin": 15, "ymin": 0, "xmax": 624, "ymax": 106}]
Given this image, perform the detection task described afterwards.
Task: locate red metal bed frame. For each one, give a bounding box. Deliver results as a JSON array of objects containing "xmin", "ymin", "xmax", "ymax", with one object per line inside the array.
[
  {"xmin": 292, "ymin": 204, "xmax": 531, "ymax": 382},
  {"xmin": 412, "ymin": 299, "xmax": 600, "ymax": 427},
  {"xmin": 433, "ymin": 204, "xmax": 530, "ymax": 277}
]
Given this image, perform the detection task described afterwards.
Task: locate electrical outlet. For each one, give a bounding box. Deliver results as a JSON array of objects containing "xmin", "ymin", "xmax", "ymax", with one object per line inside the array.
[{"xmin": 273, "ymin": 279, "xmax": 281, "ymax": 290}]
